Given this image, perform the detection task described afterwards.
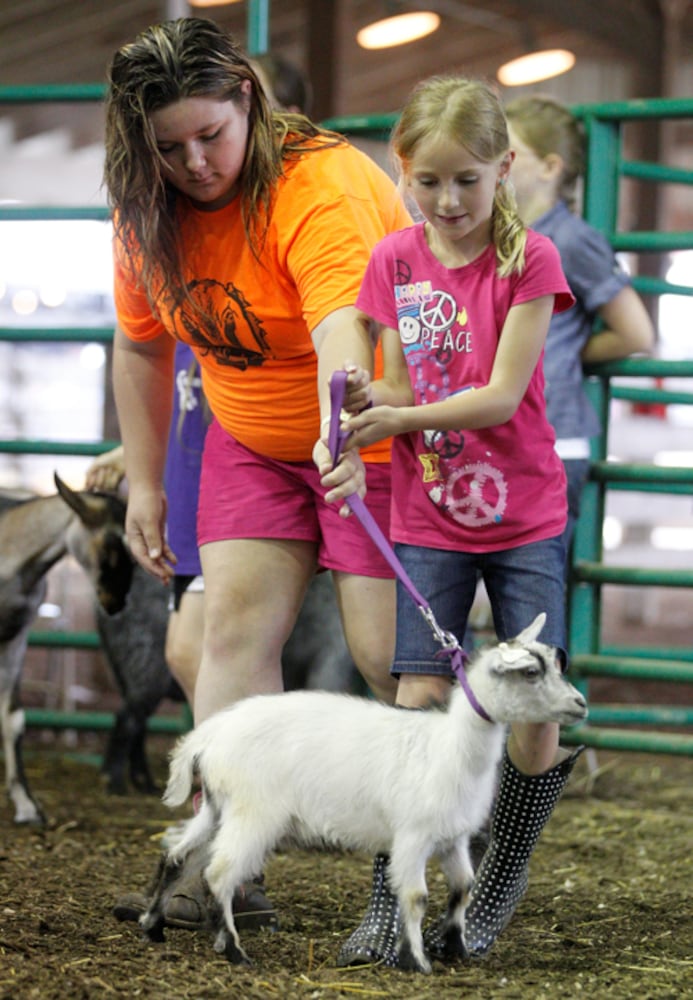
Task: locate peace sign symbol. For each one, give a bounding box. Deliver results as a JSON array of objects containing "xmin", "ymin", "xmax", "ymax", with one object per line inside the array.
[
  {"xmin": 427, "ymin": 428, "xmax": 466, "ymax": 460},
  {"xmin": 443, "ymin": 461, "xmax": 508, "ymax": 528},
  {"xmin": 394, "ymin": 259, "xmax": 412, "ymax": 284},
  {"xmin": 420, "ymin": 290, "xmax": 457, "ymax": 332}
]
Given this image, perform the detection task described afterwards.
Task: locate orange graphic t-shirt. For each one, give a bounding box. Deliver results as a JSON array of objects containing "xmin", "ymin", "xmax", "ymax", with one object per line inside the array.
[{"xmin": 114, "ymin": 139, "xmax": 412, "ymax": 462}]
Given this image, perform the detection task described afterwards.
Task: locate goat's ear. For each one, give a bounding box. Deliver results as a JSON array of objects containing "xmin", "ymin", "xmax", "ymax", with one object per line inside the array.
[
  {"xmin": 512, "ymin": 612, "xmax": 546, "ymax": 646},
  {"xmin": 54, "ymin": 471, "xmax": 115, "ymax": 528}
]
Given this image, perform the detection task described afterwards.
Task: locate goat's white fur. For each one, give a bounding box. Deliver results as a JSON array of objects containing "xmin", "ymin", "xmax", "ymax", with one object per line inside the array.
[{"xmin": 143, "ymin": 613, "xmax": 587, "ymax": 971}]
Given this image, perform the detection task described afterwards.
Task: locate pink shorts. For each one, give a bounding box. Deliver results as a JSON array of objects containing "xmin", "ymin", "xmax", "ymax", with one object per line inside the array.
[{"xmin": 197, "ymin": 420, "xmax": 394, "ymax": 579}]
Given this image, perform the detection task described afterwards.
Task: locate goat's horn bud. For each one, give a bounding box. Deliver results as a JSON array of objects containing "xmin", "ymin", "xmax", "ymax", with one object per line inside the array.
[{"xmin": 498, "ymin": 643, "xmax": 522, "ymax": 662}]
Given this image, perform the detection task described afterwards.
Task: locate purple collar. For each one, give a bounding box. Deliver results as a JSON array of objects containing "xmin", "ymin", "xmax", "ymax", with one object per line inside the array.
[{"xmin": 448, "ymin": 647, "xmax": 493, "ymax": 723}]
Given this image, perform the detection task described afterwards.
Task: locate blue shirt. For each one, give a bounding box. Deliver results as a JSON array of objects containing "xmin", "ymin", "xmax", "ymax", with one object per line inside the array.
[{"xmin": 532, "ymin": 200, "xmax": 631, "ymax": 442}]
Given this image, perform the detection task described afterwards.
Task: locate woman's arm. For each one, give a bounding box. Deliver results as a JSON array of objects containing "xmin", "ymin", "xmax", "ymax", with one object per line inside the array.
[
  {"xmin": 581, "ymin": 285, "xmax": 655, "ymax": 363},
  {"xmin": 112, "ymin": 323, "xmax": 177, "ymax": 581},
  {"xmin": 311, "ymin": 305, "xmax": 375, "ymax": 422},
  {"xmin": 345, "ymin": 295, "xmax": 555, "ymax": 450}
]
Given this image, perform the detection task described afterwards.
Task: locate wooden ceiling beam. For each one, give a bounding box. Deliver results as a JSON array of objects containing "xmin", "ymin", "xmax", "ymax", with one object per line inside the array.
[{"xmin": 515, "ymin": 0, "xmax": 662, "ymax": 63}]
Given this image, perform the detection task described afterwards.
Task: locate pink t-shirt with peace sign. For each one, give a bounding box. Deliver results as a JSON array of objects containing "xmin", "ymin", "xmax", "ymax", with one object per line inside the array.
[{"xmin": 357, "ymin": 223, "xmax": 574, "ymax": 552}]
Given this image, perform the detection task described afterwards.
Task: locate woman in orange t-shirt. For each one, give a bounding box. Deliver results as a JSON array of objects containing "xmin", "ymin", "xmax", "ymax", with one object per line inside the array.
[{"xmin": 104, "ymin": 17, "xmax": 410, "ymax": 932}]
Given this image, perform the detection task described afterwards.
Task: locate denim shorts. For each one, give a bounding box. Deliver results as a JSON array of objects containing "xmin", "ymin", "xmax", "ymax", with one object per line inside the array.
[{"xmin": 393, "ymin": 535, "xmax": 567, "ymax": 677}]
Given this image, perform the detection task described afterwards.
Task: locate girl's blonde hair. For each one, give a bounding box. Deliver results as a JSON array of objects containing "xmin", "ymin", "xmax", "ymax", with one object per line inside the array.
[
  {"xmin": 392, "ymin": 75, "xmax": 526, "ymax": 278},
  {"xmin": 504, "ymin": 96, "xmax": 585, "ymax": 211},
  {"xmin": 104, "ymin": 17, "xmax": 342, "ymax": 311}
]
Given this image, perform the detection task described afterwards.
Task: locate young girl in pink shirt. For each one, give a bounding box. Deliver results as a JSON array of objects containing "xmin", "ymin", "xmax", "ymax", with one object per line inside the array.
[{"xmin": 336, "ymin": 74, "xmax": 584, "ymax": 968}]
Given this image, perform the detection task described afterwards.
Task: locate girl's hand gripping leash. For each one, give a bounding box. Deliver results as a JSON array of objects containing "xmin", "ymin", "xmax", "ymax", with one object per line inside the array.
[{"xmin": 327, "ymin": 371, "xmax": 489, "ymax": 720}]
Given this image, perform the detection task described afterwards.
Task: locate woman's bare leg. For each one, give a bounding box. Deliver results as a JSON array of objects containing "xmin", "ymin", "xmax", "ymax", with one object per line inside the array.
[
  {"xmin": 195, "ymin": 538, "xmax": 318, "ymax": 724},
  {"xmin": 165, "ymin": 590, "xmax": 204, "ymax": 706},
  {"xmin": 333, "ymin": 571, "xmax": 397, "ymax": 705}
]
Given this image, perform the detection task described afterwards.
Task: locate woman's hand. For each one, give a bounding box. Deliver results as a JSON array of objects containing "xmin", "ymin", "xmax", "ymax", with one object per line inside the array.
[
  {"xmin": 124, "ymin": 485, "xmax": 177, "ymax": 583},
  {"xmin": 313, "ymin": 437, "xmax": 366, "ymax": 518}
]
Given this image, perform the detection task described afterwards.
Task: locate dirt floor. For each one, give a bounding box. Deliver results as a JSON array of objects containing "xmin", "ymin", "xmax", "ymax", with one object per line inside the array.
[{"xmin": 1, "ymin": 740, "xmax": 691, "ymax": 1000}]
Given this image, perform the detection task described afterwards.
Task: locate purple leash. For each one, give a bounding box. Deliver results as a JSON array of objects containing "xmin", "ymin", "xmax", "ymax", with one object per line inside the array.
[{"xmin": 327, "ymin": 370, "xmax": 491, "ymax": 722}]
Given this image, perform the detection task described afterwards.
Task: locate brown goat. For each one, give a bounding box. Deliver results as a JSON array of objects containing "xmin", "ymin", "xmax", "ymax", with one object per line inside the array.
[{"xmin": 0, "ymin": 473, "xmax": 132, "ymax": 823}]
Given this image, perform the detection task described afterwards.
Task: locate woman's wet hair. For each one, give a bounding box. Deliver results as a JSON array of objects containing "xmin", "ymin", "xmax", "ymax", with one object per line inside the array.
[{"xmin": 104, "ymin": 17, "xmax": 339, "ymax": 308}]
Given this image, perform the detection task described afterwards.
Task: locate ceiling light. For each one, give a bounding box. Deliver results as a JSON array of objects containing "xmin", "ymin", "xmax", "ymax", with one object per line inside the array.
[
  {"xmin": 497, "ymin": 48, "xmax": 576, "ymax": 87},
  {"xmin": 357, "ymin": 11, "xmax": 441, "ymax": 50}
]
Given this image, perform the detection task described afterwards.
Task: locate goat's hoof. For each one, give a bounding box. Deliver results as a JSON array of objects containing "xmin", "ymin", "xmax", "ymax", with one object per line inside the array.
[
  {"xmin": 424, "ymin": 919, "xmax": 467, "ymax": 963},
  {"xmin": 130, "ymin": 775, "xmax": 160, "ymax": 795},
  {"xmin": 139, "ymin": 913, "xmax": 166, "ymax": 943},
  {"xmin": 12, "ymin": 802, "xmax": 46, "ymax": 826},
  {"xmin": 14, "ymin": 813, "xmax": 45, "ymax": 827},
  {"xmin": 395, "ymin": 941, "xmax": 432, "ymax": 975},
  {"xmin": 225, "ymin": 945, "xmax": 251, "ymax": 966},
  {"xmin": 213, "ymin": 930, "xmax": 251, "ymax": 966},
  {"xmin": 105, "ymin": 782, "xmax": 128, "ymax": 796}
]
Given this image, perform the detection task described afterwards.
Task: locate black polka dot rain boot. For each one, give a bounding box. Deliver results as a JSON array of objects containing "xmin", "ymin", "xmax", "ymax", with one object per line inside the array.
[
  {"xmin": 461, "ymin": 745, "xmax": 585, "ymax": 958},
  {"xmin": 336, "ymin": 853, "xmax": 402, "ymax": 968}
]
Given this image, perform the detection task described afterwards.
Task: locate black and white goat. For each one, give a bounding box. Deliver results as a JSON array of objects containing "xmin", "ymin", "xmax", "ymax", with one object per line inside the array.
[
  {"xmin": 141, "ymin": 613, "xmax": 588, "ymax": 972},
  {"xmin": 96, "ymin": 565, "xmax": 356, "ymax": 794},
  {"xmin": 0, "ymin": 473, "xmax": 133, "ymax": 823},
  {"xmin": 95, "ymin": 564, "xmax": 183, "ymax": 796}
]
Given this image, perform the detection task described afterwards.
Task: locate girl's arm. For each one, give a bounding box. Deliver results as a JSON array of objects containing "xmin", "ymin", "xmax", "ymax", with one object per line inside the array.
[
  {"xmin": 112, "ymin": 323, "xmax": 177, "ymax": 581},
  {"xmin": 345, "ymin": 295, "xmax": 555, "ymax": 450},
  {"xmin": 581, "ymin": 285, "xmax": 655, "ymax": 363}
]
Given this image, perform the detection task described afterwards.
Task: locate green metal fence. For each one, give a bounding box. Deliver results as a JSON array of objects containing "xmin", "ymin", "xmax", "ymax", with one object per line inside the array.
[
  {"xmin": 2, "ymin": 84, "xmax": 692, "ymax": 754},
  {"xmin": 0, "ymin": 81, "xmax": 189, "ymax": 740},
  {"xmin": 565, "ymin": 356, "xmax": 693, "ymax": 755},
  {"xmin": 561, "ymin": 99, "xmax": 693, "ymax": 755}
]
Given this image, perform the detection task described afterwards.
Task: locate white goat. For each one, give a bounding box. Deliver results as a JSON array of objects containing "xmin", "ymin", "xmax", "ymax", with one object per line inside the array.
[{"xmin": 141, "ymin": 613, "xmax": 587, "ymax": 972}]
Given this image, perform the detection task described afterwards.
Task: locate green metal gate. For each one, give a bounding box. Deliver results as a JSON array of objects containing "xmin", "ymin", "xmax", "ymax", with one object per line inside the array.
[
  {"xmin": 561, "ymin": 98, "xmax": 693, "ymax": 755},
  {"xmin": 0, "ymin": 83, "xmax": 191, "ymax": 741}
]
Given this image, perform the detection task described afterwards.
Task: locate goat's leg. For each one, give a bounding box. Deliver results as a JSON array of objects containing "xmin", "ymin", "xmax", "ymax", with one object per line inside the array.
[
  {"xmin": 388, "ymin": 839, "xmax": 432, "ymax": 974},
  {"xmin": 167, "ymin": 804, "xmax": 216, "ymax": 863},
  {"xmin": 139, "ymin": 854, "xmax": 180, "ymax": 943},
  {"xmin": 424, "ymin": 836, "xmax": 474, "ymax": 962},
  {"xmin": 101, "ymin": 709, "xmax": 129, "ymax": 795},
  {"xmin": 214, "ymin": 896, "xmax": 251, "ymax": 966},
  {"xmin": 203, "ymin": 810, "xmax": 284, "ymax": 965},
  {"xmin": 2, "ymin": 692, "xmax": 45, "ymax": 825},
  {"xmin": 128, "ymin": 713, "xmax": 159, "ymax": 794}
]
